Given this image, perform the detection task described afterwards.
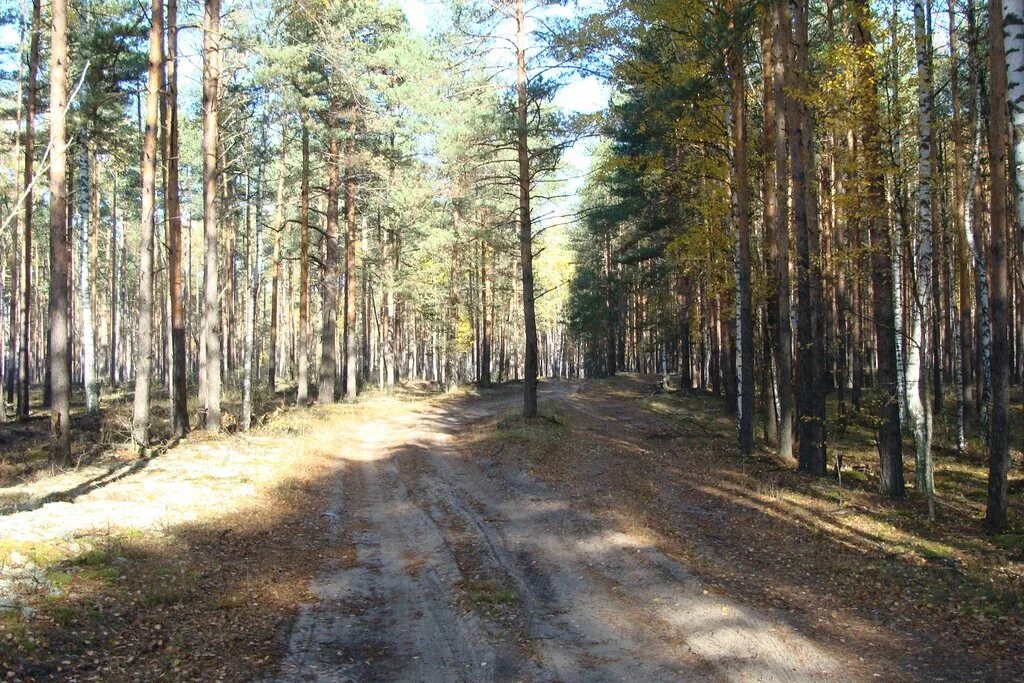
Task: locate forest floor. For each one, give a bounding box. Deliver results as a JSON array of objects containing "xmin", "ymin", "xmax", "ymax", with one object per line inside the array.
[{"xmin": 0, "ymin": 375, "xmax": 1021, "ymax": 681}]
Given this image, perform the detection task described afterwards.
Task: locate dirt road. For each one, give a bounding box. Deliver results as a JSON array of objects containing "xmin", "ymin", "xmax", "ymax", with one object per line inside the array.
[{"xmin": 272, "ymin": 386, "xmax": 841, "ymax": 682}]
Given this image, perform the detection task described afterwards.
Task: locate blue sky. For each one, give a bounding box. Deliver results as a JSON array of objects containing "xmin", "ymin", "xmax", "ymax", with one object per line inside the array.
[{"xmin": 398, "ymin": 0, "xmax": 609, "ymax": 198}]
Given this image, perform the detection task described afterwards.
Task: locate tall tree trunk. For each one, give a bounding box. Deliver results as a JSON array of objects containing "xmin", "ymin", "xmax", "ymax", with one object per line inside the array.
[
  {"xmin": 109, "ymin": 171, "xmax": 119, "ymax": 386},
  {"xmin": 89, "ymin": 146, "xmax": 100, "ymax": 394},
  {"xmin": 907, "ymin": 0, "xmax": 935, "ymax": 514},
  {"xmin": 202, "ymin": 0, "xmax": 221, "ymax": 430},
  {"xmin": 296, "ymin": 122, "xmax": 310, "ymax": 407},
  {"xmin": 965, "ymin": 1, "xmax": 994, "ymax": 439},
  {"xmin": 166, "ymin": 0, "xmax": 187, "ymax": 437},
  {"xmin": 855, "ymin": 0, "xmax": 904, "ymax": 497},
  {"xmin": 18, "ymin": 0, "xmax": 40, "ymax": 420},
  {"xmin": 78, "ymin": 141, "xmax": 98, "ymax": 414},
  {"xmin": 515, "ymin": 0, "xmax": 539, "ymax": 418},
  {"xmin": 132, "ymin": 0, "xmax": 163, "ymax": 451},
  {"xmin": 789, "ymin": 0, "xmax": 826, "ymax": 475},
  {"xmin": 343, "ymin": 125, "xmax": 358, "ymax": 401},
  {"xmin": 320, "ymin": 126, "xmax": 341, "ymax": 403},
  {"xmin": 760, "ymin": 9, "xmax": 780, "ymax": 444},
  {"xmin": 445, "ymin": 203, "xmax": 461, "ymax": 392},
  {"xmin": 382, "ymin": 139, "xmax": 396, "ymax": 394},
  {"xmin": 6, "ymin": 11, "xmax": 26, "ymax": 418},
  {"xmin": 1005, "ymin": 0, "xmax": 1024, "ymax": 299},
  {"xmin": 48, "ymin": 0, "xmax": 71, "ymax": 464},
  {"xmin": 985, "ymin": 0, "xmax": 1012, "ymax": 532},
  {"xmin": 951, "ymin": 0, "xmax": 970, "ymax": 452},
  {"xmin": 269, "ymin": 137, "xmax": 285, "ymax": 395},
  {"xmin": 772, "ymin": 0, "xmax": 795, "ymax": 462},
  {"xmin": 727, "ymin": 3, "xmax": 754, "ymax": 458},
  {"xmin": 241, "ymin": 131, "xmax": 263, "ymax": 430},
  {"xmin": 480, "ymin": 237, "xmax": 492, "ymax": 388}
]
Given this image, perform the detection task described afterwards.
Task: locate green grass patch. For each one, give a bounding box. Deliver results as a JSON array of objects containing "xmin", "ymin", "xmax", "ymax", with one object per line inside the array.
[
  {"xmin": 915, "ymin": 540, "xmax": 957, "ymax": 560},
  {"xmin": 990, "ymin": 534, "xmax": 1024, "ymax": 549},
  {"xmin": 68, "ymin": 549, "xmax": 110, "ymax": 567},
  {"xmin": 840, "ymin": 469, "xmax": 871, "ymax": 486},
  {"xmin": 0, "ymin": 610, "xmax": 33, "ymax": 650},
  {"xmin": 0, "ymin": 539, "xmax": 67, "ymax": 569},
  {"xmin": 461, "ymin": 579, "xmax": 519, "ymax": 608}
]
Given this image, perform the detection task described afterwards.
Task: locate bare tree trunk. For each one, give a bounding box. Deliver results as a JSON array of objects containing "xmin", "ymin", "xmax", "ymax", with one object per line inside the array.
[
  {"xmin": 950, "ymin": 0, "xmax": 970, "ymax": 452},
  {"xmin": 241, "ymin": 131, "xmax": 263, "ymax": 430},
  {"xmin": 320, "ymin": 125, "xmax": 341, "ymax": 403},
  {"xmin": 727, "ymin": 2, "xmax": 754, "ymax": 458},
  {"xmin": 78, "ymin": 141, "xmax": 98, "ymax": 414},
  {"xmin": 908, "ymin": 0, "xmax": 935, "ymax": 514},
  {"xmin": 6, "ymin": 11, "xmax": 26, "ymax": 419},
  {"xmin": 790, "ymin": 0, "xmax": 826, "ymax": 474},
  {"xmin": 515, "ymin": 0, "xmax": 538, "ymax": 418},
  {"xmin": 480, "ymin": 237, "xmax": 492, "ymax": 388},
  {"xmin": 48, "ymin": 0, "xmax": 71, "ymax": 464},
  {"xmin": 109, "ymin": 171, "xmax": 119, "ymax": 386},
  {"xmin": 963, "ymin": 1, "xmax": 994, "ymax": 439},
  {"xmin": 297, "ymin": 122, "xmax": 310, "ymax": 407},
  {"xmin": 131, "ymin": 0, "xmax": 163, "ymax": 451},
  {"xmin": 1004, "ymin": 0, "xmax": 1024, "ymax": 298},
  {"xmin": 382, "ymin": 140, "xmax": 396, "ymax": 395},
  {"xmin": 90, "ymin": 146, "xmax": 100, "ymax": 389},
  {"xmin": 269, "ymin": 138, "xmax": 285, "ymax": 395},
  {"xmin": 18, "ymin": 0, "xmax": 40, "ymax": 420},
  {"xmin": 202, "ymin": 0, "xmax": 221, "ymax": 430},
  {"xmin": 772, "ymin": 0, "xmax": 794, "ymax": 463},
  {"xmin": 445, "ymin": 203, "xmax": 461, "ymax": 392},
  {"xmin": 760, "ymin": 10, "xmax": 780, "ymax": 444},
  {"xmin": 165, "ymin": 0, "xmax": 187, "ymax": 437},
  {"xmin": 854, "ymin": 0, "xmax": 904, "ymax": 497},
  {"xmin": 344, "ymin": 125, "xmax": 359, "ymax": 401},
  {"xmin": 985, "ymin": 0, "xmax": 1012, "ymax": 531}
]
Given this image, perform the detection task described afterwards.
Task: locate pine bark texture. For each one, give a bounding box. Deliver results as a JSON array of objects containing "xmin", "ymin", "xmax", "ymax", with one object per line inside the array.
[
  {"xmin": 516, "ymin": 0, "xmax": 539, "ymax": 418},
  {"xmin": 48, "ymin": 0, "xmax": 71, "ymax": 464},
  {"xmin": 985, "ymin": 0, "xmax": 1012, "ymax": 532},
  {"xmin": 202, "ymin": 0, "xmax": 222, "ymax": 430},
  {"xmin": 131, "ymin": 0, "xmax": 163, "ymax": 451}
]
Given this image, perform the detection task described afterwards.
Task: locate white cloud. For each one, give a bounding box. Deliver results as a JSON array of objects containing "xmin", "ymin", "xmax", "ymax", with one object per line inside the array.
[{"xmin": 400, "ymin": 0, "xmax": 432, "ymax": 34}]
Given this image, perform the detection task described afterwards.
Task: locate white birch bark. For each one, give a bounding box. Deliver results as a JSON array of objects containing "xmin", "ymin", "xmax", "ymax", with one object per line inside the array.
[
  {"xmin": 1004, "ymin": 0, "xmax": 1024, "ymax": 295},
  {"xmin": 909, "ymin": 0, "xmax": 934, "ymax": 511},
  {"xmin": 888, "ymin": 8, "xmax": 910, "ymax": 430},
  {"xmin": 78, "ymin": 143, "xmax": 98, "ymax": 414}
]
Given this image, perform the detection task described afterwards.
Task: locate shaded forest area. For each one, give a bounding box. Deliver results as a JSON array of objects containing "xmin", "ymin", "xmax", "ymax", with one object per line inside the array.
[{"xmin": 568, "ymin": 0, "xmax": 1023, "ymax": 534}]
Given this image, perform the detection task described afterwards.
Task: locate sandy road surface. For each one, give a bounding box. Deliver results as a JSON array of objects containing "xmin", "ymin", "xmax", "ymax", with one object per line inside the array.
[{"xmin": 272, "ymin": 385, "xmax": 842, "ymax": 683}]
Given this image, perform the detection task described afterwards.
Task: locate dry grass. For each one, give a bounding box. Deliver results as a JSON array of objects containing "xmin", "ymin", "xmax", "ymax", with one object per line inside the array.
[{"xmin": 0, "ymin": 391, "xmax": 387, "ymax": 681}]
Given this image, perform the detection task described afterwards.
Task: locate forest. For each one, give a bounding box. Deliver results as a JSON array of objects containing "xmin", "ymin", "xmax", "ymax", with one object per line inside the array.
[{"xmin": 0, "ymin": 0, "xmax": 1022, "ymax": 679}]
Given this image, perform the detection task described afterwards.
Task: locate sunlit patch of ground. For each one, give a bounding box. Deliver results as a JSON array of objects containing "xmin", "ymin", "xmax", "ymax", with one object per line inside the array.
[
  {"xmin": 458, "ymin": 374, "xmax": 1024, "ymax": 679},
  {"xmin": 0, "ymin": 394, "xmax": 383, "ymax": 681}
]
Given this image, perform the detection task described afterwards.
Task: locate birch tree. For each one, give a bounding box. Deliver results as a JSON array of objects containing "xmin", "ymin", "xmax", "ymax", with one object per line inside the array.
[
  {"xmin": 908, "ymin": 0, "xmax": 934, "ymax": 514},
  {"xmin": 1004, "ymin": 0, "xmax": 1024, "ymax": 297}
]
